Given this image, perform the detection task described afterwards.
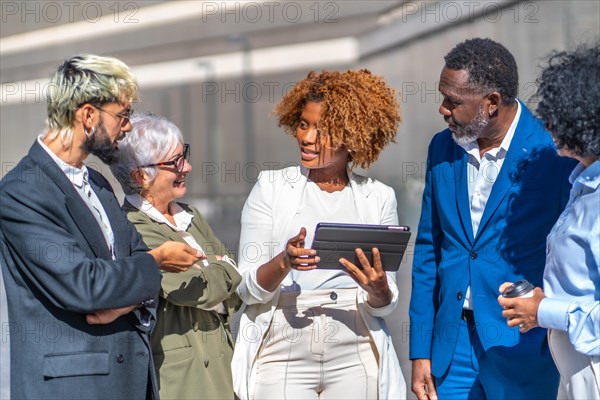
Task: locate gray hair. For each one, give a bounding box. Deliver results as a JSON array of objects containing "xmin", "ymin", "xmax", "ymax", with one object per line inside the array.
[
  {"xmin": 44, "ymin": 54, "xmax": 138, "ymax": 147},
  {"xmin": 110, "ymin": 113, "xmax": 183, "ymax": 195}
]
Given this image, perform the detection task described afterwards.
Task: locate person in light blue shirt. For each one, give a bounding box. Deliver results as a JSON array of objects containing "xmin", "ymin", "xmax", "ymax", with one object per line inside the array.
[{"xmin": 498, "ymin": 43, "xmax": 599, "ymax": 400}]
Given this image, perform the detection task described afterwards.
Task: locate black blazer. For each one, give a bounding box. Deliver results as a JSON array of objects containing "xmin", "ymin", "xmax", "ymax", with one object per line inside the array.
[{"xmin": 0, "ymin": 141, "xmax": 162, "ymax": 399}]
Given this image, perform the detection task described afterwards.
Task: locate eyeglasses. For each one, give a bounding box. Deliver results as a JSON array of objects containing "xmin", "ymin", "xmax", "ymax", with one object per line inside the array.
[
  {"xmin": 95, "ymin": 105, "xmax": 134, "ymax": 126},
  {"xmin": 139, "ymin": 144, "xmax": 190, "ymax": 173}
]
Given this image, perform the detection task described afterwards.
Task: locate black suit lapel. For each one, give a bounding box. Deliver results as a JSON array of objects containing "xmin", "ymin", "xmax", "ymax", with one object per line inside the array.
[
  {"xmin": 93, "ymin": 182, "xmax": 128, "ymax": 258},
  {"xmin": 28, "ymin": 141, "xmax": 111, "ymax": 259},
  {"xmin": 64, "ymin": 196, "xmax": 111, "ymax": 258}
]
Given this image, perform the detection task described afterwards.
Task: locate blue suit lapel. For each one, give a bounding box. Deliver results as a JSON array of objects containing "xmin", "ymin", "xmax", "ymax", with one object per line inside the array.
[
  {"xmin": 454, "ymin": 145, "xmax": 474, "ymax": 244},
  {"xmin": 475, "ymin": 103, "xmax": 534, "ymax": 241}
]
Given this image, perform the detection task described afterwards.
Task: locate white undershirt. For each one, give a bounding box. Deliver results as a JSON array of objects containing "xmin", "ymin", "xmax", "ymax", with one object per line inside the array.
[
  {"xmin": 285, "ymin": 181, "xmax": 359, "ymax": 291},
  {"xmin": 458, "ymin": 101, "xmax": 521, "ymax": 309}
]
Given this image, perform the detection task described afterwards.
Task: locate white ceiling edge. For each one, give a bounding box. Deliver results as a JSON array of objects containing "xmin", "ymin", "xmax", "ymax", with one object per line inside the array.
[
  {"xmin": 1, "ymin": 36, "xmax": 358, "ymax": 105},
  {"xmin": 0, "ymin": 0, "xmax": 260, "ymax": 56}
]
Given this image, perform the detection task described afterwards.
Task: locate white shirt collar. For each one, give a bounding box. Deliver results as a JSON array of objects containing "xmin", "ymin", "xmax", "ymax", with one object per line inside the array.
[
  {"xmin": 37, "ymin": 135, "xmax": 87, "ymax": 188},
  {"xmin": 125, "ymin": 193, "xmax": 193, "ymax": 231},
  {"xmin": 459, "ymin": 100, "xmax": 522, "ymax": 160}
]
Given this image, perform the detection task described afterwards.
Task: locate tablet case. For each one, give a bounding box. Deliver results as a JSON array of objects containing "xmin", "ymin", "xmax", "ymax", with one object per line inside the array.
[{"xmin": 311, "ymin": 222, "xmax": 411, "ymax": 271}]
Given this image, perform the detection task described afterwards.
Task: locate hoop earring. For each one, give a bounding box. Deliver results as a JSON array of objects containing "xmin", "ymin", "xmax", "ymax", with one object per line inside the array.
[{"xmin": 84, "ymin": 126, "xmax": 96, "ymax": 137}]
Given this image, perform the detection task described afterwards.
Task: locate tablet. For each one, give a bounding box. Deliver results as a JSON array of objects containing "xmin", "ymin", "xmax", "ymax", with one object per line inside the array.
[{"xmin": 311, "ymin": 222, "xmax": 411, "ymax": 271}]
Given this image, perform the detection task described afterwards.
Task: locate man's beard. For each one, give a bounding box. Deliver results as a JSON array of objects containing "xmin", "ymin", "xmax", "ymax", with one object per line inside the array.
[
  {"xmin": 452, "ymin": 104, "xmax": 488, "ymax": 146},
  {"xmin": 81, "ymin": 118, "xmax": 122, "ymax": 165}
]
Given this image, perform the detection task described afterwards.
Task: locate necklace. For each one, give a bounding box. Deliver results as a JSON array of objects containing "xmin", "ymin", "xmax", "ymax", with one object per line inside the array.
[{"xmin": 315, "ymin": 178, "xmax": 348, "ymax": 193}]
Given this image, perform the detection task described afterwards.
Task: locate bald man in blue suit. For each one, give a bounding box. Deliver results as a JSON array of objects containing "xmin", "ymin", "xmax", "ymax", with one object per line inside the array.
[{"xmin": 409, "ymin": 38, "xmax": 577, "ymax": 399}]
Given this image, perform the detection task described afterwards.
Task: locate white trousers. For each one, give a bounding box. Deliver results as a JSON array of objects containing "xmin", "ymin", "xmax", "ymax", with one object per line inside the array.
[
  {"xmin": 253, "ymin": 288, "xmax": 378, "ymax": 400},
  {"xmin": 548, "ymin": 329, "xmax": 600, "ymax": 400}
]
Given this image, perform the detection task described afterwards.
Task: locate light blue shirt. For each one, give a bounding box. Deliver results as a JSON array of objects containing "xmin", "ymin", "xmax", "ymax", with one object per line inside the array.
[{"xmin": 538, "ymin": 160, "xmax": 600, "ymax": 356}]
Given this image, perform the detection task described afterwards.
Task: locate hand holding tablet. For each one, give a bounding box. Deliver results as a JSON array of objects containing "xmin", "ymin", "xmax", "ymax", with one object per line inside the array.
[{"xmin": 311, "ymin": 222, "xmax": 411, "ymax": 271}]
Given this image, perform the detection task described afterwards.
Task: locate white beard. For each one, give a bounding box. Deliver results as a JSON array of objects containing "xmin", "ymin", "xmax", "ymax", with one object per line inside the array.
[{"xmin": 452, "ymin": 104, "xmax": 488, "ymax": 145}]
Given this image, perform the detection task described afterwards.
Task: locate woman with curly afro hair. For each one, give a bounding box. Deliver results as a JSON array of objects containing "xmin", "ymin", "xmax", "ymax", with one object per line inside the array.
[
  {"xmin": 498, "ymin": 43, "xmax": 600, "ymax": 400},
  {"xmin": 232, "ymin": 69, "xmax": 405, "ymax": 399}
]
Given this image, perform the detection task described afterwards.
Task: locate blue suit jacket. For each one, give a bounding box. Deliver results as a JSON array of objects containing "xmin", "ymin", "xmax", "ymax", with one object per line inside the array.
[
  {"xmin": 409, "ymin": 102, "xmax": 576, "ymax": 377},
  {"xmin": 0, "ymin": 141, "xmax": 162, "ymax": 399}
]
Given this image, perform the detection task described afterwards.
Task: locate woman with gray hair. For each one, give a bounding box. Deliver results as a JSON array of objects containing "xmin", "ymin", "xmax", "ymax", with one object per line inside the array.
[
  {"xmin": 0, "ymin": 54, "xmax": 201, "ymax": 399},
  {"xmin": 111, "ymin": 113, "xmax": 242, "ymax": 400}
]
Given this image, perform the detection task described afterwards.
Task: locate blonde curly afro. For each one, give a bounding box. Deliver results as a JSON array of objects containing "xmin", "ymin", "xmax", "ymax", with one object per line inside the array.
[{"xmin": 274, "ymin": 69, "xmax": 401, "ymax": 168}]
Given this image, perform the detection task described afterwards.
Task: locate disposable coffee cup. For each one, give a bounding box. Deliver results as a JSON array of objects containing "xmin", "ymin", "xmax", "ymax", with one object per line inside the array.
[{"xmin": 502, "ymin": 279, "xmax": 534, "ymax": 298}]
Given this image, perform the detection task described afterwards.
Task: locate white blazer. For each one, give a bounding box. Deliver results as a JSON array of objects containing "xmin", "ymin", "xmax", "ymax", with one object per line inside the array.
[{"xmin": 232, "ymin": 165, "xmax": 407, "ymax": 399}]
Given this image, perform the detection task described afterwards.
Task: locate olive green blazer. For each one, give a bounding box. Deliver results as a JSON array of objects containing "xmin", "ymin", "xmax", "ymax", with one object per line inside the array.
[{"xmin": 123, "ymin": 201, "xmax": 242, "ymax": 400}]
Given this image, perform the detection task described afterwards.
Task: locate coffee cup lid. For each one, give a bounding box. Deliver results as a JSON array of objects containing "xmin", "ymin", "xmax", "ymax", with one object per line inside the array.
[{"xmin": 502, "ymin": 279, "xmax": 534, "ymax": 298}]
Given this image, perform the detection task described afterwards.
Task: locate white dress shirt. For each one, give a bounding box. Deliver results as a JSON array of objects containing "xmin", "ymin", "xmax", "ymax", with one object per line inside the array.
[
  {"xmin": 37, "ymin": 137, "xmax": 115, "ymax": 259},
  {"xmin": 458, "ymin": 101, "xmax": 521, "ymax": 309}
]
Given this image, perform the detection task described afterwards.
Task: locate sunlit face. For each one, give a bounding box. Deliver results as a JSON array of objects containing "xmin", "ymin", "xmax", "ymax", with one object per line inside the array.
[
  {"xmin": 146, "ymin": 143, "xmax": 192, "ymax": 208},
  {"xmin": 438, "ymin": 67, "xmax": 490, "ymax": 145},
  {"xmin": 98, "ymin": 102, "xmax": 133, "ymax": 143},
  {"xmin": 295, "ymin": 101, "xmax": 349, "ymax": 170},
  {"xmin": 82, "ymin": 102, "xmax": 133, "ymax": 164}
]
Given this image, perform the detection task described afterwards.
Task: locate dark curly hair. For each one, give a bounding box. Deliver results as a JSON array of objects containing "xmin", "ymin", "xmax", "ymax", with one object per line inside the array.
[
  {"xmin": 536, "ymin": 43, "xmax": 600, "ymax": 157},
  {"xmin": 444, "ymin": 38, "xmax": 518, "ymax": 103},
  {"xmin": 273, "ymin": 69, "xmax": 401, "ymax": 168}
]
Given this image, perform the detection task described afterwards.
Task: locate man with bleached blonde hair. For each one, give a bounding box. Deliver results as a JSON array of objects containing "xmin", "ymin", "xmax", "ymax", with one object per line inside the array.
[{"xmin": 0, "ymin": 54, "xmax": 203, "ymax": 399}]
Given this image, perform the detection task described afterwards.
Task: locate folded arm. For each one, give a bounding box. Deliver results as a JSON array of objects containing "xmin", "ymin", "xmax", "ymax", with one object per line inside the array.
[{"xmin": 0, "ymin": 182, "xmax": 161, "ymax": 314}]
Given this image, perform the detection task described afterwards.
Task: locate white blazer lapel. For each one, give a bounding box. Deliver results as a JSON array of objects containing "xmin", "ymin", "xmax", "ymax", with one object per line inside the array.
[
  {"xmin": 348, "ymin": 169, "xmax": 378, "ymax": 224},
  {"xmin": 271, "ymin": 165, "xmax": 308, "ymax": 286},
  {"xmin": 273, "ymin": 166, "xmax": 381, "ymax": 240},
  {"xmin": 272, "ymin": 166, "xmax": 308, "ymax": 241}
]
